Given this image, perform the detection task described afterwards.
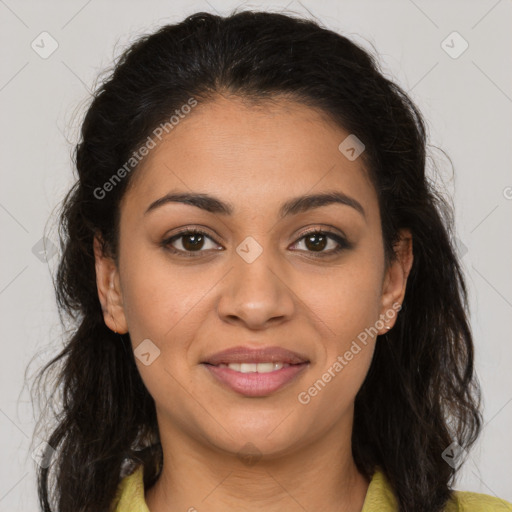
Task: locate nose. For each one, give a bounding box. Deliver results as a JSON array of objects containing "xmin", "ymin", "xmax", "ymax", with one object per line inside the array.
[{"xmin": 216, "ymin": 242, "xmax": 295, "ymax": 330}]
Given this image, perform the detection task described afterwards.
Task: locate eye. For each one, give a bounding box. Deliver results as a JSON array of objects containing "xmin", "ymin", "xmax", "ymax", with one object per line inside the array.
[
  {"xmin": 162, "ymin": 229, "xmax": 222, "ymax": 257},
  {"xmin": 161, "ymin": 227, "xmax": 351, "ymax": 258},
  {"xmin": 290, "ymin": 229, "xmax": 351, "ymax": 257}
]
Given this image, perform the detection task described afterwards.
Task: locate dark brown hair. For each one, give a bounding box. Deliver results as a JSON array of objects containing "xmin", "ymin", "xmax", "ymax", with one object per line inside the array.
[{"xmin": 30, "ymin": 9, "xmax": 482, "ymax": 512}]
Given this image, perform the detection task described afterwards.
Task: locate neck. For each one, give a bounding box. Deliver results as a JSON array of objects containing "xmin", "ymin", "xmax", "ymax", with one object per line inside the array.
[{"xmin": 145, "ymin": 414, "xmax": 370, "ymax": 512}]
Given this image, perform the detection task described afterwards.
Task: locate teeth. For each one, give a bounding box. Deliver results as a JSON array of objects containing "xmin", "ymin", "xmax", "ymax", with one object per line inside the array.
[{"xmin": 217, "ymin": 362, "xmax": 290, "ymax": 373}]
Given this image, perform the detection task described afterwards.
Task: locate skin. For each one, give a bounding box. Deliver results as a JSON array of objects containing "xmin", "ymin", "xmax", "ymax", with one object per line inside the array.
[{"xmin": 94, "ymin": 94, "xmax": 413, "ymax": 512}]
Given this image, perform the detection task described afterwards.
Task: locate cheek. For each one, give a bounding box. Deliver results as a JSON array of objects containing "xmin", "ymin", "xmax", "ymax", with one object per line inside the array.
[
  {"xmin": 304, "ymin": 346, "xmax": 376, "ymax": 426},
  {"xmin": 296, "ymin": 251, "xmax": 383, "ymax": 411},
  {"xmin": 305, "ymin": 256, "xmax": 383, "ymax": 347},
  {"xmin": 299, "ymin": 306, "xmax": 378, "ymax": 419},
  {"xmin": 119, "ymin": 245, "xmax": 207, "ymax": 343}
]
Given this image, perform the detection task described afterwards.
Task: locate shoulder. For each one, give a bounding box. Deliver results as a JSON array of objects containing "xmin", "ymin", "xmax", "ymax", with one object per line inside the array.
[
  {"xmin": 445, "ymin": 490, "xmax": 512, "ymax": 511},
  {"xmin": 364, "ymin": 467, "xmax": 512, "ymax": 512}
]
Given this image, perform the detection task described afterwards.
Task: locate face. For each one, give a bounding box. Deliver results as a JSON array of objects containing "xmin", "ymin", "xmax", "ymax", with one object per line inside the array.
[{"xmin": 95, "ymin": 95, "xmax": 412, "ymax": 459}]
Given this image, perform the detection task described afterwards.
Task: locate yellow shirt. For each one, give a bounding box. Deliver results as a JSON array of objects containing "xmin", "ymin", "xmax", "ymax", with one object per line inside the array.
[{"xmin": 111, "ymin": 464, "xmax": 512, "ymax": 511}]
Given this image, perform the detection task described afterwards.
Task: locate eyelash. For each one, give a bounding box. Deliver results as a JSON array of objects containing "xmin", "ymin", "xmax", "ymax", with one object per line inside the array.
[{"xmin": 161, "ymin": 227, "xmax": 351, "ymax": 258}]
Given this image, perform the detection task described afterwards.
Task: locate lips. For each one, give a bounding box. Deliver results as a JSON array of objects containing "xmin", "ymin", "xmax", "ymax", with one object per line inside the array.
[
  {"xmin": 204, "ymin": 362, "xmax": 308, "ymax": 397},
  {"xmin": 201, "ymin": 346, "xmax": 310, "ymax": 396},
  {"xmin": 201, "ymin": 345, "xmax": 310, "ymax": 366}
]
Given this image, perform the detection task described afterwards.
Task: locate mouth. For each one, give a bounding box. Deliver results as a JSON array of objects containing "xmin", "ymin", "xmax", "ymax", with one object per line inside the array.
[
  {"xmin": 200, "ymin": 345, "xmax": 310, "ymax": 397},
  {"xmin": 203, "ymin": 361, "xmax": 303, "ymax": 373},
  {"xmin": 201, "ymin": 345, "xmax": 309, "ymax": 366}
]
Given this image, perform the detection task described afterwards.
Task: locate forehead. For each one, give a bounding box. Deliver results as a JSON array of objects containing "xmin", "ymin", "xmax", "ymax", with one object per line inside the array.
[{"xmin": 121, "ymin": 95, "xmax": 378, "ymax": 221}]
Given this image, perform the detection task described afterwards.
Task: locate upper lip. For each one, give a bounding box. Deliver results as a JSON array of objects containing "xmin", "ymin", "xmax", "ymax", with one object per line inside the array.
[{"xmin": 202, "ymin": 346, "xmax": 310, "ymax": 366}]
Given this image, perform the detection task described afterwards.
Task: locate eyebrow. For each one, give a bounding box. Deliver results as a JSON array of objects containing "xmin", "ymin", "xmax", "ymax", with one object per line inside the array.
[{"xmin": 144, "ymin": 190, "xmax": 366, "ymax": 220}]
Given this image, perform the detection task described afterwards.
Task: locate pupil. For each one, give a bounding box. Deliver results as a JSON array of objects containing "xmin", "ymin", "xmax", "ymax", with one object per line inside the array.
[
  {"xmin": 305, "ymin": 233, "xmax": 326, "ymax": 251},
  {"xmin": 183, "ymin": 233, "xmax": 204, "ymax": 251}
]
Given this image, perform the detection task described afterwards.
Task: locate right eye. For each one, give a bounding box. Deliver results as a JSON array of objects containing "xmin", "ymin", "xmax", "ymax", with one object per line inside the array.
[{"xmin": 161, "ymin": 229, "xmax": 223, "ymax": 257}]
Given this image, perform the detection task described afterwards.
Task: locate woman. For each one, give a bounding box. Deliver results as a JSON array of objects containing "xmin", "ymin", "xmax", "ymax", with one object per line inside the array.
[{"xmin": 31, "ymin": 9, "xmax": 512, "ymax": 512}]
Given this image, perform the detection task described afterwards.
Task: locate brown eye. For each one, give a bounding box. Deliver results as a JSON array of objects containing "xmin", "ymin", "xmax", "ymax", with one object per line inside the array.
[
  {"xmin": 291, "ymin": 230, "xmax": 351, "ymax": 256},
  {"xmin": 304, "ymin": 232, "xmax": 328, "ymax": 252},
  {"xmin": 181, "ymin": 232, "xmax": 206, "ymax": 251},
  {"xmin": 161, "ymin": 228, "xmax": 351, "ymax": 259},
  {"xmin": 162, "ymin": 229, "xmax": 221, "ymax": 257}
]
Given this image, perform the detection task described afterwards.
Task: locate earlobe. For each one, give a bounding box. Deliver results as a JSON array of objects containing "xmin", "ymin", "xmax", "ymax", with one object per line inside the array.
[{"xmin": 93, "ymin": 233, "xmax": 129, "ymax": 334}]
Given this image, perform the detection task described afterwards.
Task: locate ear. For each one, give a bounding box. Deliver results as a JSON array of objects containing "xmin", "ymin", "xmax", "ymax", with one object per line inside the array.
[
  {"xmin": 377, "ymin": 228, "xmax": 414, "ymax": 334},
  {"xmin": 93, "ymin": 232, "xmax": 128, "ymax": 334}
]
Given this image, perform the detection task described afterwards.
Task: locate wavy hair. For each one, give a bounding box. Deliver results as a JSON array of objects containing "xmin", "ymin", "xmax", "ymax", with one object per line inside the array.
[{"xmin": 30, "ymin": 9, "xmax": 482, "ymax": 512}]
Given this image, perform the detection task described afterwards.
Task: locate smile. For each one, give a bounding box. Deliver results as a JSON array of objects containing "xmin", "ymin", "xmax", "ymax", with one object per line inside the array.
[{"xmin": 216, "ymin": 362, "xmax": 290, "ymax": 373}]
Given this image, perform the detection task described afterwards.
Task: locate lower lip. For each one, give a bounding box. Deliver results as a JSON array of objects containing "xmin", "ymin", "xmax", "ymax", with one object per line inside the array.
[{"xmin": 202, "ymin": 363, "xmax": 309, "ymax": 397}]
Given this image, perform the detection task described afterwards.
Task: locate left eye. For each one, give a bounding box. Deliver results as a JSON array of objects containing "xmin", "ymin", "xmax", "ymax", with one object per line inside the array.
[
  {"xmin": 162, "ymin": 229, "xmax": 349, "ymax": 257},
  {"xmin": 290, "ymin": 230, "xmax": 348, "ymax": 255}
]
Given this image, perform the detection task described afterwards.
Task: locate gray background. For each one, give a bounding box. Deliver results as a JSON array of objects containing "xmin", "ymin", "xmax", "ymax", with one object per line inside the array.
[{"xmin": 0, "ymin": 0, "xmax": 511, "ymax": 509}]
